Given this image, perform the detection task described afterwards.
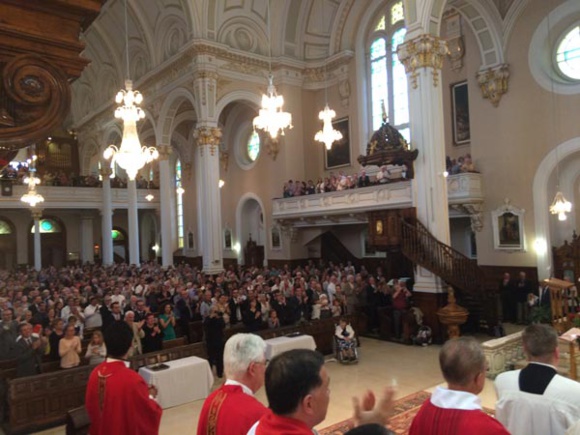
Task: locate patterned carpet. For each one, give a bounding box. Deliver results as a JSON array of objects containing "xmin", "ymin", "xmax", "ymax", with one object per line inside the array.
[{"xmin": 319, "ymin": 390, "xmax": 495, "ymax": 435}]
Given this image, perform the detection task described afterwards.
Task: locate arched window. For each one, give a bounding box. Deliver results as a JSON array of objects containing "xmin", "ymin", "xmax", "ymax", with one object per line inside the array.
[
  {"xmin": 247, "ymin": 131, "xmax": 260, "ymax": 162},
  {"xmin": 556, "ymin": 25, "xmax": 580, "ymax": 80},
  {"xmin": 175, "ymin": 158, "xmax": 184, "ymax": 248},
  {"xmin": 30, "ymin": 219, "xmax": 62, "ymax": 233},
  {"xmin": 368, "ymin": 1, "xmax": 409, "ymax": 141},
  {"xmin": 0, "ymin": 220, "xmax": 12, "ymax": 235}
]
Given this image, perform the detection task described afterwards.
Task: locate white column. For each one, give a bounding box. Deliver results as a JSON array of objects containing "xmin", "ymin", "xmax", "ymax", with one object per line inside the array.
[
  {"xmin": 194, "ymin": 126, "xmax": 224, "ymax": 274},
  {"xmin": 127, "ymin": 179, "xmax": 140, "ymax": 266},
  {"xmin": 158, "ymin": 145, "xmax": 173, "ymax": 267},
  {"xmin": 32, "ymin": 210, "xmax": 42, "ymax": 271},
  {"xmin": 100, "ymin": 168, "xmax": 114, "ymax": 266},
  {"xmin": 80, "ymin": 214, "xmax": 94, "ymax": 264},
  {"xmin": 398, "ymin": 34, "xmax": 450, "ymax": 293}
]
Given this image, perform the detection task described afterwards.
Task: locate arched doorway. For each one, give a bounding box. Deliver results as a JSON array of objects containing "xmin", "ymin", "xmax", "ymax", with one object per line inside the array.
[
  {"xmin": 28, "ymin": 217, "xmax": 66, "ymax": 268},
  {"xmin": 111, "ymin": 227, "xmax": 128, "ymax": 263},
  {"xmin": 0, "ymin": 218, "xmax": 16, "ymax": 269},
  {"xmin": 236, "ymin": 194, "xmax": 267, "ymax": 267}
]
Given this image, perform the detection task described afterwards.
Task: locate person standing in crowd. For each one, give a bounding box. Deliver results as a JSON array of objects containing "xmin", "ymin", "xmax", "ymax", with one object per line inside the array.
[
  {"xmin": 85, "ymin": 330, "xmax": 107, "ymax": 365},
  {"xmin": 158, "ymin": 303, "xmax": 176, "ymax": 341},
  {"xmin": 197, "ymin": 334, "xmax": 269, "ymax": 435},
  {"xmin": 0, "ymin": 308, "xmax": 18, "ymax": 359},
  {"xmin": 204, "ymin": 305, "xmax": 226, "ymax": 378},
  {"xmin": 85, "ymin": 321, "xmax": 162, "ymax": 435},
  {"xmin": 14, "ymin": 322, "xmax": 47, "ymax": 377},
  {"xmin": 59, "ymin": 323, "xmax": 82, "ymax": 369},
  {"xmin": 141, "ymin": 313, "xmax": 163, "ymax": 354}
]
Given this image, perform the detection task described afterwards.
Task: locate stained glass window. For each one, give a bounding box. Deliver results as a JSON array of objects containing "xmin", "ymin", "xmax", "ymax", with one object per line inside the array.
[
  {"xmin": 391, "ymin": 2, "xmax": 404, "ymax": 25},
  {"xmin": 247, "ymin": 131, "xmax": 260, "ymax": 162},
  {"xmin": 375, "ymin": 16, "xmax": 386, "ymax": 31},
  {"xmin": 0, "ymin": 220, "xmax": 11, "ymax": 235},
  {"xmin": 175, "ymin": 159, "xmax": 184, "ymax": 248},
  {"xmin": 111, "ymin": 229, "xmax": 125, "ymax": 241},
  {"xmin": 31, "ymin": 219, "xmax": 61, "ymax": 233},
  {"xmin": 369, "ymin": 4, "xmax": 409, "ymax": 138},
  {"xmin": 557, "ymin": 26, "xmax": 580, "ymax": 80}
]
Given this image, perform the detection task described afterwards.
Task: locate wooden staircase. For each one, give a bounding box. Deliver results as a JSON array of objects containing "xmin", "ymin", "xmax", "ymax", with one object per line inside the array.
[{"xmin": 400, "ymin": 218, "xmax": 498, "ymax": 332}]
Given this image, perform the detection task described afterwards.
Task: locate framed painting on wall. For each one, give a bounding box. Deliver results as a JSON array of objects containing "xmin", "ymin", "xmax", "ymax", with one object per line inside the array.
[
  {"xmin": 324, "ymin": 117, "xmax": 351, "ymax": 169},
  {"xmin": 223, "ymin": 228, "xmax": 232, "ymax": 250},
  {"xmin": 451, "ymin": 81, "xmax": 470, "ymax": 145},
  {"xmin": 271, "ymin": 226, "xmax": 282, "ymax": 250},
  {"xmin": 491, "ymin": 200, "xmax": 526, "ymax": 251}
]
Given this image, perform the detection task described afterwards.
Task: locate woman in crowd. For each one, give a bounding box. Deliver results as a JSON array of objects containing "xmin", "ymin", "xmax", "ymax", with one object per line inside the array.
[
  {"xmin": 125, "ymin": 311, "xmax": 144, "ymax": 356},
  {"xmin": 268, "ymin": 309, "xmax": 280, "ymax": 329},
  {"xmin": 158, "ymin": 303, "xmax": 176, "ymax": 341},
  {"xmin": 335, "ymin": 318, "xmax": 356, "ymax": 361},
  {"xmin": 59, "ymin": 324, "xmax": 82, "ymax": 369},
  {"xmin": 242, "ymin": 298, "xmax": 263, "ymax": 332},
  {"xmin": 48, "ymin": 318, "xmax": 65, "ymax": 361},
  {"xmin": 85, "ymin": 330, "xmax": 106, "ymax": 365},
  {"xmin": 258, "ymin": 293, "xmax": 271, "ymax": 322}
]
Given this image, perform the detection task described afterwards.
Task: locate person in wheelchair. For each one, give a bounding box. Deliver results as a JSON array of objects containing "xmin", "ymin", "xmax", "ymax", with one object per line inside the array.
[{"xmin": 335, "ymin": 318, "xmax": 357, "ymax": 362}]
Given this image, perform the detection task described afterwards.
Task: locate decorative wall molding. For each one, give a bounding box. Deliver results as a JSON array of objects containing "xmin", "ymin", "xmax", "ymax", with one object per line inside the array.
[{"xmin": 477, "ymin": 64, "xmax": 510, "ymax": 107}]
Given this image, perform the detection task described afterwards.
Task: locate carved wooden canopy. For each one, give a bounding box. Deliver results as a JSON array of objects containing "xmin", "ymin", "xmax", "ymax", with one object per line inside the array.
[{"xmin": 0, "ymin": 0, "xmax": 106, "ymax": 156}]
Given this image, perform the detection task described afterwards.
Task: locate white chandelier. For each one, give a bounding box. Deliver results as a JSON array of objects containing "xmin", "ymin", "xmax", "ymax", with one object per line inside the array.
[
  {"xmin": 252, "ymin": 0, "xmax": 292, "ymax": 139},
  {"xmin": 21, "ymin": 155, "xmax": 44, "ymax": 207},
  {"xmin": 253, "ymin": 77, "xmax": 292, "ymax": 140},
  {"xmin": 549, "ymin": 191, "xmax": 572, "ymax": 221},
  {"xmin": 315, "ymin": 104, "xmax": 342, "ymax": 150},
  {"xmin": 103, "ymin": 0, "xmax": 158, "ymax": 181},
  {"xmin": 104, "ymin": 79, "xmax": 158, "ymax": 180}
]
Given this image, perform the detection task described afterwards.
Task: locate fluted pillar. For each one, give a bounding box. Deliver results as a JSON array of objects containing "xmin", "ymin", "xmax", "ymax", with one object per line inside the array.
[
  {"xmin": 100, "ymin": 168, "xmax": 114, "ymax": 266},
  {"xmin": 127, "ymin": 179, "xmax": 139, "ymax": 266},
  {"xmin": 194, "ymin": 126, "xmax": 224, "ymax": 274},
  {"xmin": 158, "ymin": 145, "xmax": 173, "ymax": 267},
  {"xmin": 80, "ymin": 213, "xmax": 94, "ymax": 264},
  {"xmin": 31, "ymin": 210, "xmax": 42, "ymax": 271},
  {"xmin": 398, "ymin": 34, "xmax": 450, "ymax": 293}
]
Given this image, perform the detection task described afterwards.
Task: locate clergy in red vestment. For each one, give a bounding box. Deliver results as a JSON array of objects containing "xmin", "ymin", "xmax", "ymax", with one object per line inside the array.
[
  {"xmin": 197, "ymin": 333, "xmax": 269, "ymax": 435},
  {"xmin": 409, "ymin": 337, "xmax": 509, "ymax": 435},
  {"xmin": 248, "ymin": 349, "xmax": 396, "ymax": 435},
  {"xmin": 85, "ymin": 321, "xmax": 162, "ymax": 435}
]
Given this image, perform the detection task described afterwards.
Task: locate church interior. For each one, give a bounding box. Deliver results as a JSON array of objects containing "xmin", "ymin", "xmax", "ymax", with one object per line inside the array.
[{"xmin": 1, "ymin": 0, "xmax": 580, "ymax": 433}]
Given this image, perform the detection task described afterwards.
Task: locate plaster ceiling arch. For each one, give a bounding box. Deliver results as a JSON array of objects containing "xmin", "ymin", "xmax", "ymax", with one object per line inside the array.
[
  {"xmin": 157, "ymin": 87, "xmax": 198, "ymax": 146},
  {"xmin": 153, "ymin": 7, "xmax": 190, "ymax": 63},
  {"xmin": 216, "ymin": 16, "xmax": 269, "ymax": 56}
]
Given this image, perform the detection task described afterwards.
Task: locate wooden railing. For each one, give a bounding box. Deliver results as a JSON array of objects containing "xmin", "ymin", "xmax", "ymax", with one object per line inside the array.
[{"xmin": 400, "ymin": 219, "xmax": 484, "ymax": 293}]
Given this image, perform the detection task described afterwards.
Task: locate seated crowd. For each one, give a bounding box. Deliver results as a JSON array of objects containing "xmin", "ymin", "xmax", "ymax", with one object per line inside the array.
[
  {"xmin": 282, "ymin": 165, "xmax": 408, "ymax": 197},
  {"xmin": 0, "ymin": 260, "xmax": 413, "ymax": 377}
]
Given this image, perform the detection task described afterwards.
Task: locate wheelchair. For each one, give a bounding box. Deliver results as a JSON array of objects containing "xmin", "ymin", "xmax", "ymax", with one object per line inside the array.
[{"xmin": 333, "ymin": 334, "xmax": 359, "ymax": 364}]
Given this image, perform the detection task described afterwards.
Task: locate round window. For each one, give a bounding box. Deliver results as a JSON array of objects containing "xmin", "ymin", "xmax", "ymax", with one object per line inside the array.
[
  {"xmin": 556, "ymin": 25, "xmax": 580, "ymax": 80},
  {"xmin": 247, "ymin": 131, "xmax": 260, "ymax": 162}
]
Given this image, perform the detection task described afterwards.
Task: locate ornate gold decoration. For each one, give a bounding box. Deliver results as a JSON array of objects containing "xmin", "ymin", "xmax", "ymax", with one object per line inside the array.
[
  {"xmin": 31, "ymin": 210, "xmax": 43, "ymax": 221},
  {"xmin": 264, "ymin": 136, "xmax": 279, "ymax": 161},
  {"xmin": 194, "ymin": 127, "xmax": 222, "ymax": 156},
  {"xmin": 477, "ymin": 64, "xmax": 510, "ymax": 107},
  {"xmin": 397, "ymin": 35, "xmax": 449, "ymax": 89},
  {"xmin": 219, "ymin": 150, "xmax": 229, "ymax": 172},
  {"xmin": 157, "ymin": 144, "xmax": 172, "ymax": 161},
  {"xmin": 99, "ymin": 167, "xmax": 113, "ymax": 178}
]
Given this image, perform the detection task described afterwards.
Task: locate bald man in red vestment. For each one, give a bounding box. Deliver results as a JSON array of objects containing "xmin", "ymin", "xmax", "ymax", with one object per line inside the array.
[
  {"xmin": 85, "ymin": 321, "xmax": 162, "ymax": 435},
  {"xmin": 409, "ymin": 337, "xmax": 509, "ymax": 435},
  {"xmin": 197, "ymin": 333, "xmax": 270, "ymax": 435}
]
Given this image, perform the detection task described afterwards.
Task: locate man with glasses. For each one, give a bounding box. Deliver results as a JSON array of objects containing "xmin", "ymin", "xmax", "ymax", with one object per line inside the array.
[{"xmin": 197, "ymin": 333, "xmax": 269, "ymax": 435}]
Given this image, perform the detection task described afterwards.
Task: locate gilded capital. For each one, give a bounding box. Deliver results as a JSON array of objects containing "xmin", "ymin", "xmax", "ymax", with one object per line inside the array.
[
  {"xmin": 157, "ymin": 144, "xmax": 172, "ymax": 161},
  {"xmin": 194, "ymin": 126, "xmax": 222, "ymax": 156},
  {"xmin": 477, "ymin": 64, "xmax": 510, "ymax": 107},
  {"xmin": 99, "ymin": 167, "xmax": 112, "ymax": 178},
  {"xmin": 397, "ymin": 34, "xmax": 449, "ymax": 89},
  {"xmin": 31, "ymin": 210, "xmax": 43, "ymax": 220}
]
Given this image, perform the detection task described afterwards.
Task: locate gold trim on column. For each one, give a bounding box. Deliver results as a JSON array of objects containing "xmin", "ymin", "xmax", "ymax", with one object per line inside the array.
[
  {"xmin": 99, "ymin": 167, "xmax": 112, "ymax": 178},
  {"xmin": 477, "ymin": 64, "xmax": 510, "ymax": 107},
  {"xmin": 157, "ymin": 144, "xmax": 172, "ymax": 161},
  {"xmin": 194, "ymin": 127, "xmax": 222, "ymax": 157},
  {"xmin": 31, "ymin": 210, "xmax": 43, "ymax": 220},
  {"xmin": 397, "ymin": 34, "xmax": 449, "ymax": 89}
]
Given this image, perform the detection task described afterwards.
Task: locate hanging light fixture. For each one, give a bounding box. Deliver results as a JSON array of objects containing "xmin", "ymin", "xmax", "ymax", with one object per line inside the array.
[
  {"xmin": 21, "ymin": 153, "xmax": 44, "ymax": 207},
  {"xmin": 103, "ymin": 0, "xmax": 158, "ymax": 181},
  {"xmin": 314, "ymin": 6, "xmax": 342, "ymax": 150},
  {"xmin": 546, "ymin": 7, "xmax": 572, "ymax": 221},
  {"xmin": 145, "ymin": 193, "xmax": 154, "ymax": 201},
  {"xmin": 253, "ymin": 0, "xmax": 292, "ymax": 139}
]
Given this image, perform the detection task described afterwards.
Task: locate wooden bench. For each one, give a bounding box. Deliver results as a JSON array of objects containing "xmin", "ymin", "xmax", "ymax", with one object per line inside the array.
[{"xmin": 162, "ymin": 336, "xmax": 188, "ymax": 350}]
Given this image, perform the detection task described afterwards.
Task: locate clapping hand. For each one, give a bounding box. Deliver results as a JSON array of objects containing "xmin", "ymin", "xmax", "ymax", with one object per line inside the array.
[{"xmin": 351, "ymin": 387, "xmax": 396, "ymax": 428}]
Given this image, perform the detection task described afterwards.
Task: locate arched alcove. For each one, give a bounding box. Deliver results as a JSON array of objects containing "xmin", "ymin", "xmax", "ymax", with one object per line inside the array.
[
  {"xmin": 28, "ymin": 217, "xmax": 67, "ymax": 268},
  {"xmin": 235, "ymin": 193, "xmax": 267, "ymax": 266}
]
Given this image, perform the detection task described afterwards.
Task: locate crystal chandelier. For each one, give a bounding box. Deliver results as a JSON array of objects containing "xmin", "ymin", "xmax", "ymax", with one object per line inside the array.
[
  {"xmin": 550, "ymin": 191, "xmax": 572, "ymax": 221},
  {"xmin": 315, "ymin": 104, "xmax": 342, "ymax": 150},
  {"xmin": 21, "ymin": 155, "xmax": 44, "ymax": 207},
  {"xmin": 253, "ymin": 1, "xmax": 292, "ymax": 139},
  {"xmin": 103, "ymin": 0, "xmax": 158, "ymax": 181}
]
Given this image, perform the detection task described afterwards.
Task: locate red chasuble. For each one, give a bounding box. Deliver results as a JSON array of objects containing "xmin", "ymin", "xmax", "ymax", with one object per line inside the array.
[
  {"xmin": 409, "ymin": 399, "xmax": 510, "ymax": 435},
  {"xmin": 253, "ymin": 413, "xmax": 315, "ymax": 435},
  {"xmin": 85, "ymin": 361, "xmax": 162, "ymax": 435},
  {"xmin": 197, "ymin": 384, "xmax": 269, "ymax": 435}
]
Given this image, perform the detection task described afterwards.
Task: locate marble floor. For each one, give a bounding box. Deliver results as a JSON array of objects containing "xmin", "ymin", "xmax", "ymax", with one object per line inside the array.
[{"xmin": 32, "ymin": 335, "xmax": 504, "ymax": 435}]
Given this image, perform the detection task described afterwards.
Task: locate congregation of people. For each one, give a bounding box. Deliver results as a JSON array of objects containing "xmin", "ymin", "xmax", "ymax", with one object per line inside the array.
[
  {"xmin": 445, "ymin": 153, "xmax": 477, "ymax": 175},
  {"xmin": 0, "ymin": 260, "xmax": 413, "ymax": 379}
]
